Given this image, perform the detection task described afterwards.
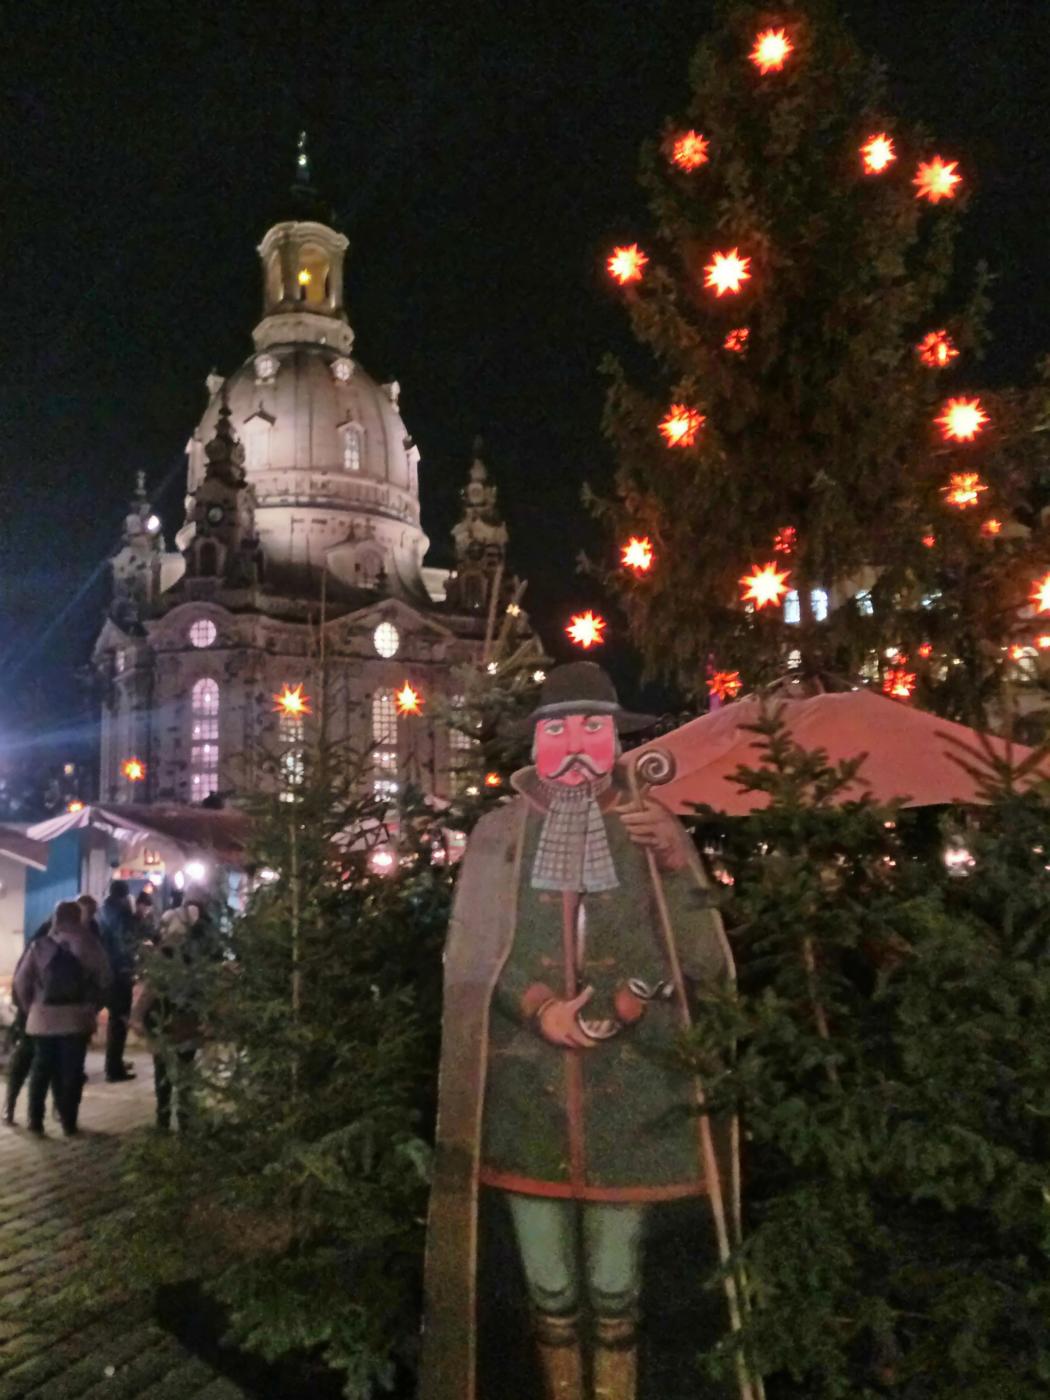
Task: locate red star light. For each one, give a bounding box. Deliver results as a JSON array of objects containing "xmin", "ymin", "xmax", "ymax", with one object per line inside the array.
[
  {"xmin": 670, "ymin": 130, "xmax": 710, "ymax": 171},
  {"xmin": 861, "ymin": 133, "xmax": 896, "ymax": 174},
  {"xmin": 704, "ymin": 248, "xmax": 752, "ymax": 297},
  {"xmin": 1031, "ymin": 574, "xmax": 1050, "ymax": 614},
  {"xmin": 607, "ymin": 244, "xmax": 648, "ymax": 286},
  {"xmin": 724, "ymin": 327, "xmax": 750, "ymax": 353},
  {"xmin": 917, "ymin": 330, "xmax": 959, "ymax": 368},
  {"xmin": 936, "ymin": 397, "xmax": 988, "ymax": 442},
  {"xmin": 773, "ymin": 525, "xmax": 797, "ymax": 554},
  {"xmin": 709, "ymin": 670, "xmax": 743, "ymax": 701},
  {"xmin": 121, "ymin": 757, "xmax": 146, "ymax": 782},
  {"xmin": 914, "ymin": 157, "xmax": 961, "ymax": 204},
  {"xmin": 273, "ymin": 683, "xmax": 312, "ymax": 716},
  {"xmin": 981, "ymin": 518, "xmax": 1003, "ymax": 537},
  {"xmin": 917, "ymin": 643, "xmax": 934, "ymax": 659},
  {"xmin": 944, "ymin": 472, "xmax": 988, "ymax": 509},
  {"xmin": 922, "ymin": 534, "xmax": 937, "ymax": 549},
  {"xmin": 658, "ymin": 404, "xmax": 705, "ymax": 448},
  {"xmin": 484, "ymin": 772, "xmax": 503, "ymax": 788},
  {"xmin": 566, "ymin": 611, "xmax": 607, "ymax": 649},
  {"xmin": 395, "ymin": 682, "xmax": 424, "ymax": 715},
  {"xmin": 750, "ymin": 27, "xmax": 792, "ymax": 73},
  {"xmin": 1038, "ymin": 635, "xmax": 1050, "ymax": 650},
  {"xmin": 740, "ymin": 562, "xmax": 791, "ymax": 610},
  {"xmin": 622, "ymin": 536, "xmax": 654, "ymax": 572},
  {"xmin": 883, "ymin": 669, "xmax": 916, "ymax": 700}
]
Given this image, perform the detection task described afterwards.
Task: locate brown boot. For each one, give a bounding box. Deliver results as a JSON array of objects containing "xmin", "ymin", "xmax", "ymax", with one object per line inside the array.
[
  {"xmin": 592, "ymin": 1315, "xmax": 637, "ymax": 1400},
  {"xmin": 534, "ymin": 1311, "xmax": 584, "ymax": 1400}
]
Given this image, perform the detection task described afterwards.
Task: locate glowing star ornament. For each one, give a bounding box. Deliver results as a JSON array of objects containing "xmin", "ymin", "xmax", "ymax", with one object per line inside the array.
[
  {"xmin": 724, "ymin": 327, "xmax": 750, "ymax": 353},
  {"xmin": 607, "ymin": 244, "xmax": 648, "ymax": 286},
  {"xmin": 1031, "ymin": 574, "xmax": 1050, "ymax": 614},
  {"xmin": 922, "ymin": 534, "xmax": 937, "ymax": 549},
  {"xmin": 484, "ymin": 772, "xmax": 503, "ymax": 788},
  {"xmin": 917, "ymin": 643, "xmax": 934, "ymax": 659},
  {"xmin": 944, "ymin": 472, "xmax": 988, "ymax": 509},
  {"xmin": 773, "ymin": 525, "xmax": 797, "ymax": 554},
  {"xmin": 659, "ymin": 404, "xmax": 705, "ymax": 448},
  {"xmin": 622, "ymin": 536, "xmax": 654, "ymax": 572},
  {"xmin": 917, "ymin": 330, "xmax": 959, "ymax": 368},
  {"xmin": 709, "ymin": 670, "xmax": 743, "ymax": 701},
  {"xmin": 936, "ymin": 397, "xmax": 989, "ymax": 442},
  {"xmin": 750, "ymin": 27, "xmax": 792, "ymax": 73},
  {"xmin": 121, "ymin": 757, "xmax": 146, "ymax": 783},
  {"xmin": 914, "ymin": 156, "xmax": 961, "ymax": 204},
  {"xmin": 395, "ymin": 682, "xmax": 424, "ymax": 715},
  {"xmin": 566, "ymin": 611, "xmax": 607, "ymax": 649},
  {"xmin": 981, "ymin": 517, "xmax": 1003, "ymax": 537},
  {"xmin": 861, "ymin": 133, "xmax": 896, "ymax": 174},
  {"xmin": 883, "ymin": 668, "xmax": 916, "ymax": 700},
  {"xmin": 1038, "ymin": 635, "xmax": 1050, "ymax": 650},
  {"xmin": 274, "ymin": 683, "xmax": 312, "ymax": 716},
  {"xmin": 704, "ymin": 248, "xmax": 752, "ymax": 297},
  {"xmin": 670, "ymin": 130, "xmax": 710, "ymax": 171},
  {"xmin": 740, "ymin": 562, "xmax": 791, "ymax": 610}
]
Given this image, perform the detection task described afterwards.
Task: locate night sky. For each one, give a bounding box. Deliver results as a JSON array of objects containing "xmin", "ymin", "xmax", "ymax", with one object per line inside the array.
[{"xmin": 2, "ymin": 0, "xmax": 1048, "ymax": 771}]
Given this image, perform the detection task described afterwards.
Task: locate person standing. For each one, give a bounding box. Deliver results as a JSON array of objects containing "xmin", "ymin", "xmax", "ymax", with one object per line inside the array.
[
  {"xmin": 4, "ymin": 917, "xmax": 58, "ymax": 1125},
  {"xmin": 14, "ymin": 900, "xmax": 112, "ymax": 1135},
  {"xmin": 98, "ymin": 879, "xmax": 137, "ymax": 1082}
]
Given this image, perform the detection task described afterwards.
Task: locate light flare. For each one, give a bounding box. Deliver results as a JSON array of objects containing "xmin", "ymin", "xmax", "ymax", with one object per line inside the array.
[
  {"xmin": 709, "ymin": 670, "xmax": 743, "ymax": 701},
  {"xmin": 395, "ymin": 682, "xmax": 424, "ymax": 715},
  {"xmin": 724, "ymin": 327, "xmax": 750, "ymax": 353},
  {"xmin": 670, "ymin": 130, "xmax": 710, "ymax": 171},
  {"xmin": 121, "ymin": 757, "xmax": 146, "ymax": 782},
  {"xmin": 944, "ymin": 472, "xmax": 988, "ymax": 509},
  {"xmin": 882, "ymin": 668, "xmax": 916, "ymax": 700},
  {"xmin": 917, "ymin": 330, "xmax": 959, "ymax": 368}
]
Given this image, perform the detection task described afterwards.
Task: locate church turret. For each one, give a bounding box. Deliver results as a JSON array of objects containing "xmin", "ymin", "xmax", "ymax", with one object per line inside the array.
[
  {"xmin": 445, "ymin": 441, "xmax": 511, "ymax": 612},
  {"xmin": 108, "ymin": 472, "xmax": 164, "ymax": 628},
  {"xmin": 183, "ymin": 391, "xmax": 260, "ymax": 587}
]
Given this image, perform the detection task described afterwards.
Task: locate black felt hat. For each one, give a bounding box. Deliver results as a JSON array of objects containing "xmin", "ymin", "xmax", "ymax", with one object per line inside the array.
[{"xmin": 523, "ymin": 662, "xmax": 656, "ymax": 734}]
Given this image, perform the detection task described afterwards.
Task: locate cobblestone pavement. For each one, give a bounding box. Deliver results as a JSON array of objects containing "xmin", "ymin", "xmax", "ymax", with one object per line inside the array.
[{"xmin": 0, "ymin": 1052, "xmax": 249, "ymax": 1400}]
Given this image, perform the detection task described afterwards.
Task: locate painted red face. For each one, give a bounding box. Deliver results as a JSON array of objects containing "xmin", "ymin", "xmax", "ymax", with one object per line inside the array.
[{"xmin": 534, "ymin": 713, "xmax": 618, "ymax": 786}]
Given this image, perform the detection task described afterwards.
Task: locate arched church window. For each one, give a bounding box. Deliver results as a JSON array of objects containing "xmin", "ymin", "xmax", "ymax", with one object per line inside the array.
[
  {"xmin": 278, "ymin": 712, "xmax": 305, "ymax": 803},
  {"xmin": 357, "ymin": 552, "xmax": 383, "ymax": 588},
  {"xmin": 190, "ymin": 678, "xmax": 220, "ymax": 804},
  {"xmin": 197, "ymin": 540, "xmax": 220, "ymax": 577},
  {"xmin": 189, "ymin": 619, "xmax": 217, "ymax": 649},
  {"xmin": 343, "ymin": 425, "xmax": 363, "ymax": 472},
  {"xmin": 296, "ymin": 245, "xmax": 329, "ymax": 307},
  {"xmin": 371, "ymin": 689, "xmax": 398, "ymax": 798}
]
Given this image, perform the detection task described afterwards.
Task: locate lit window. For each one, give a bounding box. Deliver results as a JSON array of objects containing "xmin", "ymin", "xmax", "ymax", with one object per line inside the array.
[
  {"xmin": 372, "ymin": 689, "xmax": 399, "ymax": 797},
  {"xmin": 811, "ymin": 589, "xmax": 829, "ymax": 623},
  {"xmin": 190, "ymin": 678, "xmax": 220, "ymax": 803},
  {"xmin": 784, "ymin": 591, "xmax": 801, "ymax": 626},
  {"xmin": 784, "ymin": 590, "xmax": 828, "ymax": 624},
  {"xmin": 189, "ymin": 619, "xmax": 217, "ymax": 649},
  {"xmin": 278, "ymin": 713, "xmax": 305, "ymax": 802},
  {"xmin": 856, "ymin": 590, "xmax": 875, "ymax": 617},
  {"xmin": 373, "ymin": 622, "xmax": 400, "ymax": 658},
  {"xmin": 449, "ymin": 695, "xmax": 482, "ymax": 794},
  {"xmin": 343, "ymin": 426, "xmax": 362, "ymax": 472}
]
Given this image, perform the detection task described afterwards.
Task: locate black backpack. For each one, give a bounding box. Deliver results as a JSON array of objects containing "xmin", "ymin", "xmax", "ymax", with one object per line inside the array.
[{"xmin": 40, "ymin": 937, "xmax": 88, "ymax": 1007}]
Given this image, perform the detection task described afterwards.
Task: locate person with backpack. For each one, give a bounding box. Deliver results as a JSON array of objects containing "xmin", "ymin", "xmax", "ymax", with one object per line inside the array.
[
  {"xmin": 98, "ymin": 879, "xmax": 138, "ymax": 1082},
  {"xmin": 14, "ymin": 900, "xmax": 112, "ymax": 1135},
  {"xmin": 4, "ymin": 918, "xmax": 52, "ymax": 1125}
]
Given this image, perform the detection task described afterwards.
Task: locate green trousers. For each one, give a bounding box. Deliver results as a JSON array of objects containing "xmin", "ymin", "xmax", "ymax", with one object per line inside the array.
[{"xmin": 505, "ymin": 1192, "xmax": 645, "ymax": 1318}]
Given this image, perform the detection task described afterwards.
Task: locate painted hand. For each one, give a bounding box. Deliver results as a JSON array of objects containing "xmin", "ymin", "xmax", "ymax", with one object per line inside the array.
[
  {"xmin": 537, "ymin": 987, "xmax": 609, "ymax": 1048},
  {"xmin": 616, "ymin": 797, "xmax": 690, "ymax": 871}
]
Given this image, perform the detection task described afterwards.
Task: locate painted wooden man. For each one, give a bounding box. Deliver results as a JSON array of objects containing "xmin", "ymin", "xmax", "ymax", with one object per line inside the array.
[{"xmin": 422, "ymin": 662, "xmax": 745, "ymax": 1400}]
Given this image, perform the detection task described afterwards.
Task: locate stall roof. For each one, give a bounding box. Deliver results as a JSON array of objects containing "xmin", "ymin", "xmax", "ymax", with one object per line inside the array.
[
  {"xmin": 0, "ymin": 824, "xmax": 49, "ymax": 871},
  {"xmin": 27, "ymin": 805, "xmax": 251, "ymax": 864}
]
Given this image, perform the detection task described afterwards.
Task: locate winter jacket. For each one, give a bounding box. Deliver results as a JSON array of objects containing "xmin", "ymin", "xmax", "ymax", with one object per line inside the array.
[
  {"xmin": 132, "ymin": 918, "xmax": 216, "ymax": 1052},
  {"xmin": 98, "ymin": 897, "xmax": 136, "ymax": 979},
  {"xmin": 15, "ymin": 920, "xmax": 113, "ymax": 1037}
]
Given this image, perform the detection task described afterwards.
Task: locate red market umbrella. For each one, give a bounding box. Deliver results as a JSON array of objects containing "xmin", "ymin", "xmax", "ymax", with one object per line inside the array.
[{"xmin": 632, "ymin": 688, "xmax": 1050, "ymax": 816}]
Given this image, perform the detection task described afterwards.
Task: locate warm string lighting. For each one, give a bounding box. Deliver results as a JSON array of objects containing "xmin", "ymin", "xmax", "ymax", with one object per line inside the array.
[
  {"xmin": 981, "ymin": 518, "xmax": 1003, "ymax": 537},
  {"xmin": 740, "ymin": 562, "xmax": 791, "ymax": 609},
  {"xmin": 943, "ymin": 472, "xmax": 988, "ymax": 509},
  {"xmin": 621, "ymin": 536, "xmax": 655, "ymax": 572},
  {"xmin": 566, "ymin": 612, "xmax": 607, "ymax": 649},
  {"xmin": 708, "ymin": 670, "xmax": 743, "ymax": 701},
  {"xmin": 121, "ymin": 757, "xmax": 146, "ymax": 782},
  {"xmin": 860, "ymin": 133, "xmax": 896, "ymax": 174},
  {"xmin": 670, "ymin": 130, "xmax": 710, "ymax": 171},
  {"xmin": 607, "ymin": 244, "xmax": 648, "ymax": 285},
  {"xmin": 773, "ymin": 525, "xmax": 797, "ymax": 554},
  {"xmin": 750, "ymin": 27, "xmax": 793, "ymax": 73},
  {"xmin": 723, "ymin": 327, "xmax": 750, "ymax": 353},
  {"xmin": 395, "ymin": 682, "xmax": 424, "ymax": 715},
  {"xmin": 936, "ymin": 397, "xmax": 988, "ymax": 442},
  {"xmin": 67, "ymin": 800, "xmax": 85, "ymax": 813},
  {"xmin": 273, "ymin": 683, "xmax": 312, "ymax": 716},
  {"xmin": 882, "ymin": 668, "xmax": 916, "ymax": 700},
  {"xmin": 659, "ymin": 404, "xmax": 705, "ymax": 448},
  {"xmin": 914, "ymin": 157, "xmax": 961, "ymax": 204},
  {"xmin": 704, "ymin": 248, "xmax": 752, "ymax": 296},
  {"xmin": 917, "ymin": 330, "xmax": 959, "ymax": 368}
]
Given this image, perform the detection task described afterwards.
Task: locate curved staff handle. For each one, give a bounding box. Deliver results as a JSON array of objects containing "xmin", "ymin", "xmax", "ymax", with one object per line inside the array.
[{"xmin": 625, "ymin": 747, "xmax": 764, "ymax": 1400}]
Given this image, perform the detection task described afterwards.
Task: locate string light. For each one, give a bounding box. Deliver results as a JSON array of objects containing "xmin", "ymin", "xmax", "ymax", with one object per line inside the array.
[
  {"xmin": 882, "ymin": 668, "xmax": 916, "ymax": 700},
  {"xmin": 485, "ymin": 772, "xmax": 503, "ymax": 788},
  {"xmin": 917, "ymin": 330, "xmax": 959, "ymax": 368},
  {"xmin": 773, "ymin": 525, "xmax": 797, "ymax": 554},
  {"xmin": 936, "ymin": 397, "xmax": 988, "ymax": 442},
  {"xmin": 750, "ymin": 28, "xmax": 792, "ymax": 73},
  {"xmin": 395, "ymin": 682, "xmax": 424, "ymax": 715},
  {"xmin": 1031, "ymin": 574, "xmax": 1050, "ymax": 613},
  {"xmin": 914, "ymin": 157, "xmax": 961, "ymax": 204},
  {"xmin": 607, "ymin": 244, "xmax": 648, "ymax": 285},
  {"xmin": 273, "ymin": 684, "xmax": 312, "ymax": 716},
  {"xmin": 709, "ymin": 670, "xmax": 743, "ymax": 701},
  {"xmin": 740, "ymin": 562, "xmax": 791, "ymax": 609},
  {"xmin": 861, "ymin": 133, "xmax": 896, "ymax": 174},
  {"xmin": 622, "ymin": 536, "xmax": 654, "ymax": 572},
  {"xmin": 704, "ymin": 248, "xmax": 751, "ymax": 296},
  {"xmin": 981, "ymin": 518, "xmax": 1002, "ymax": 537},
  {"xmin": 566, "ymin": 612, "xmax": 607, "ymax": 648},
  {"xmin": 670, "ymin": 130, "xmax": 710, "ymax": 171},
  {"xmin": 659, "ymin": 404, "xmax": 705, "ymax": 447},
  {"xmin": 121, "ymin": 757, "xmax": 146, "ymax": 782},
  {"xmin": 724, "ymin": 327, "xmax": 750, "ymax": 353},
  {"xmin": 943, "ymin": 472, "xmax": 987, "ymax": 509},
  {"xmin": 67, "ymin": 800, "xmax": 85, "ymax": 813}
]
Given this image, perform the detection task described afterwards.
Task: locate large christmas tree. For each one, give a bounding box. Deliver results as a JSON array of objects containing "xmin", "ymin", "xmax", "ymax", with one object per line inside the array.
[{"xmin": 598, "ymin": 0, "xmax": 1050, "ymax": 727}]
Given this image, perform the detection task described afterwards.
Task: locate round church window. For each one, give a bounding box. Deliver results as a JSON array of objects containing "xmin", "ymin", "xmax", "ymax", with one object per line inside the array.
[
  {"xmin": 189, "ymin": 619, "xmax": 217, "ymax": 649},
  {"xmin": 373, "ymin": 622, "xmax": 399, "ymax": 658}
]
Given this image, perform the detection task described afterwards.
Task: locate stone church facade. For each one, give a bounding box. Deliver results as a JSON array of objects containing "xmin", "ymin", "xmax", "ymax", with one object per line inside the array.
[{"xmin": 92, "ymin": 158, "xmax": 524, "ymax": 806}]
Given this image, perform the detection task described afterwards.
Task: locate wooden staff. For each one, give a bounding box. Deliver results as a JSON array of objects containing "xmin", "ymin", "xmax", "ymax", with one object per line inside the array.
[{"xmin": 627, "ymin": 747, "xmax": 763, "ymax": 1400}]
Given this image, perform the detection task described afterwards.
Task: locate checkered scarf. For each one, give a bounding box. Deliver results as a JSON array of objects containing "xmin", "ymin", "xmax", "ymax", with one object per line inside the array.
[{"xmin": 530, "ymin": 775, "xmax": 619, "ymax": 893}]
